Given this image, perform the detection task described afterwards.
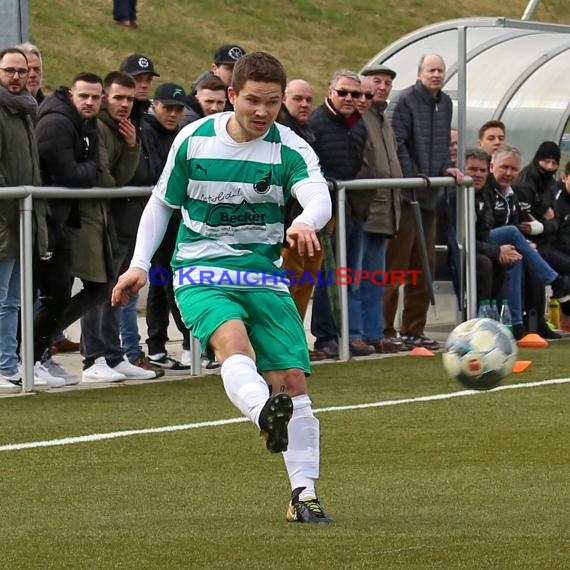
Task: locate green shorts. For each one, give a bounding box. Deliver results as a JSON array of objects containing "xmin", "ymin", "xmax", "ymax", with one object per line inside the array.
[{"xmin": 174, "ymin": 286, "xmax": 310, "ymax": 374}]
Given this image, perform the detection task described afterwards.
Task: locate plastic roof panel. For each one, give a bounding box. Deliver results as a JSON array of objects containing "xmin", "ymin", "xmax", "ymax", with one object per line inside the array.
[{"xmin": 366, "ymin": 18, "xmax": 570, "ymax": 165}]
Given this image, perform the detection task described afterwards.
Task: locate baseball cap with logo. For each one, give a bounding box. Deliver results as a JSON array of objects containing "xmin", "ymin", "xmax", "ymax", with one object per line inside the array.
[
  {"xmin": 214, "ymin": 44, "xmax": 246, "ymax": 65},
  {"xmin": 120, "ymin": 54, "xmax": 160, "ymax": 77},
  {"xmin": 153, "ymin": 83, "xmax": 187, "ymax": 107}
]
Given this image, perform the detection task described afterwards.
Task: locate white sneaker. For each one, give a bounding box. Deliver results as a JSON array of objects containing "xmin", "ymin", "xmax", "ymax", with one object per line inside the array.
[
  {"xmin": 180, "ymin": 349, "xmax": 192, "ymax": 366},
  {"xmin": 0, "ymin": 373, "xmax": 21, "ymax": 394},
  {"xmin": 44, "ymin": 358, "xmax": 80, "ymax": 386},
  {"xmin": 82, "ymin": 357, "xmax": 126, "ymax": 383},
  {"xmin": 34, "ymin": 362, "xmax": 66, "ymax": 389},
  {"xmin": 112, "ymin": 357, "xmax": 156, "ymax": 379}
]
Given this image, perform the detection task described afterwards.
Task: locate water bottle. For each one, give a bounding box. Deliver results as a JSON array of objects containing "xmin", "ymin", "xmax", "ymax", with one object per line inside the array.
[
  {"xmin": 548, "ymin": 298, "xmax": 561, "ymax": 329},
  {"xmin": 499, "ymin": 299, "xmax": 513, "ymax": 333},
  {"xmin": 489, "ymin": 300, "xmax": 499, "ymax": 321},
  {"xmin": 477, "ymin": 300, "xmax": 492, "ymax": 319}
]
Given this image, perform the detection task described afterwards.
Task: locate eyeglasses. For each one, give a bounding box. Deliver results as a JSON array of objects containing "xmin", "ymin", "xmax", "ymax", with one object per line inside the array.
[
  {"xmin": 359, "ymin": 92, "xmax": 374, "ymax": 100},
  {"xmin": 332, "ymin": 88, "xmax": 361, "ymax": 99},
  {"xmin": 0, "ymin": 67, "xmax": 29, "ymax": 77}
]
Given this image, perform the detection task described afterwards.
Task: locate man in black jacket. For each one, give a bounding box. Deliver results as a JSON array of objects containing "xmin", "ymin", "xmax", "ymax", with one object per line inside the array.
[
  {"xmin": 556, "ymin": 162, "xmax": 570, "ymax": 325},
  {"xmin": 383, "ymin": 54, "xmax": 463, "ymax": 350},
  {"xmin": 142, "ymin": 83, "xmax": 192, "ymax": 370},
  {"xmin": 515, "ymin": 141, "xmax": 568, "ymax": 337},
  {"xmin": 486, "ymin": 146, "xmax": 570, "ymax": 339},
  {"xmin": 33, "ymin": 72, "xmax": 106, "ymax": 386},
  {"xmin": 308, "ymin": 69, "xmax": 369, "ymax": 358}
]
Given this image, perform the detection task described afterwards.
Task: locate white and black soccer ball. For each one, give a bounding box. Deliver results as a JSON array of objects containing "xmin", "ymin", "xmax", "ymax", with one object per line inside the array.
[{"xmin": 442, "ymin": 318, "xmax": 517, "ymax": 391}]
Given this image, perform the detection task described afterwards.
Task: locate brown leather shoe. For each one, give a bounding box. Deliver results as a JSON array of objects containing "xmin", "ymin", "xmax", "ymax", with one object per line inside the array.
[
  {"xmin": 349, "ymin": 339, "xmax": 373, "ymax": 357},
  {"xmin": 309, "ymin": 350, "xmax": 327, "ymax": 362},
  {"xmin": 131, "ymin": 354, "xmax": 165, "ymax": 378},
  {"xmin": 371, "ymin": 338, "xmax": 403, "ymax": 354},
  {"xmin": 51, "ymin": 338, "xmax": 80, "ymax": 354}
]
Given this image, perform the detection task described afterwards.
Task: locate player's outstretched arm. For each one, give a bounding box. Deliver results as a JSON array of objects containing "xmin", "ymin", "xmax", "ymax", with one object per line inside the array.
[
  {"xmin": 286, "ymin": 222, "xmax": 321, "ymax": 257},
  {"xmin": 111, "ymin": 267, "xmax": 148, "ymax": 306},
  {"xmin": 111, "ymin": 193, "xmax": 174, "ymax": 306},
  {"xmin": 288, "ymin": 181, "xmax": 331, "ymax": 256}
]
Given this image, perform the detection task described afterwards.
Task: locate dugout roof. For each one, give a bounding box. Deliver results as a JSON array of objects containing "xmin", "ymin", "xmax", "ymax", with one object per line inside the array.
[{"xmin": 362, "ymin": 17, "xmax": 570, "ymax": 168}]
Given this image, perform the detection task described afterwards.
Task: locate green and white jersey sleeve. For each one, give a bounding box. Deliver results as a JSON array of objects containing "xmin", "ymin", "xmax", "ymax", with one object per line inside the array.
[{"xmin": 153, "ymin": 112, "xmax": 327, "ymax": 291}]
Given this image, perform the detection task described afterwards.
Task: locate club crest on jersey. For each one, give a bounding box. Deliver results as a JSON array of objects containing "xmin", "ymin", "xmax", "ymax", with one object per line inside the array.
[{"xmin": 253, "ymin": 172, "xmax": 272, "ymax": 194}]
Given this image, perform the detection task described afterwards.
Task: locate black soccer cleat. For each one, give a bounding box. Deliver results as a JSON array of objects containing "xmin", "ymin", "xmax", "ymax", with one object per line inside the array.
[
  {"xmin": 286, "ymin": 487, "xmax": 334, "ymax": 524},
  {"xmin": 258, "ymin": 392, "xmax": 293, "ymax": 453}
]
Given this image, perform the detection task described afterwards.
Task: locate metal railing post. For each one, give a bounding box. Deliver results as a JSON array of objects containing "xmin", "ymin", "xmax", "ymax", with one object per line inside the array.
[
  {"xmin": 464, "ymin": 182, "xmax": 477, "ymax": 319},
  {"xmin": 19, "ymin": 190, "xmax": 34, "ymax": 392},
  {"xmin": 190, "ymin": 334, "xmax": 202, "ymax": 376},
  {"xmin": 336, "ymin": 184, "xmax": 350, "ymax": 362}
]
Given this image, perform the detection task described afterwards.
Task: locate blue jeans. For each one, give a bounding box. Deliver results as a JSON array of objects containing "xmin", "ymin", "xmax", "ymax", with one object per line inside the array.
[
  {"xmin": 490, "ymin": 226, "xmax": 557, "ymax": 325},
  {"xmin": 346, "ymin": 218, "xmax": 366, "ymax": 340},
  {"xmin": 360, "ymin": 233, "xmax": 387, "ymax": 343},
  {"xmin": 113, "ymin": 0, "xmax": 137, "ymax": 21},
  {"xmin": 119, "ymin": 293, "xmax": 143, "ymax": 362},
  {"xmin": 0, "ymin": 259, "xmax": 20, "ymax": 375}
]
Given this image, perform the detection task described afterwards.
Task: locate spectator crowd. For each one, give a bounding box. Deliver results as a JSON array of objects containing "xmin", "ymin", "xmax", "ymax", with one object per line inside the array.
[{"xmin": 1, "ymin": 42, "xmax": 569, "ymax": 394}]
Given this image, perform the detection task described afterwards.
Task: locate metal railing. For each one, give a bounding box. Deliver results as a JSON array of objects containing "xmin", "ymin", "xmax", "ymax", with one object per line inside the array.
[
  {"xmin": 3, "ymin": 177, "xmax": 475, "ymax": 391},
  {"xmin": 12, "ymin": 186, "xmax": 202, "ymax": 392},
  {"xmin": 334, "ymin": 176, "xmax": 476, "ymax": 361}
]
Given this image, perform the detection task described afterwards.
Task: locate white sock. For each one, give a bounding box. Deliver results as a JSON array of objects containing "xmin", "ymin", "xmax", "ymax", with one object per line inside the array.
[
  {"xmin": 282, "ymin": 394, "xmax": 320, "ymax": 499},
  {"xmin": 221, "ymin": 354, "xmax": 269, "ymax": 426},
  {"xmin": 148, "ymin": 352, "xmax": 166, "ymax": 361}
]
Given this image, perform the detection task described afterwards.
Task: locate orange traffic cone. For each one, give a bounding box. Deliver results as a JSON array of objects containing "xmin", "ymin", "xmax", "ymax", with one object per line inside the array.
[
  {"xmin": 512, "ymin": 360, "xmax": 532, "ymax": 373},
  {"xmin": 517, "ymin": 333, "xmax": 549, "ymax": 348},
  {"xmin": 409, "ymin": 347, "xmax": 435, "ymax": 357}
]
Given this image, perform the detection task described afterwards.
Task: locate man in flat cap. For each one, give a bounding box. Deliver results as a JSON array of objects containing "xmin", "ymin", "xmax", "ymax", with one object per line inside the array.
[{"xmin": 352, "ymin": 63, "xmax": 405, "ymax": 354}]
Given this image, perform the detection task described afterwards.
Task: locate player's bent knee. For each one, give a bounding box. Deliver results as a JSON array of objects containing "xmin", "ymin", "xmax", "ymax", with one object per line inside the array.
[{"xmin": 277, "ymin": 368, "xmax": 308, "ymax": 397}]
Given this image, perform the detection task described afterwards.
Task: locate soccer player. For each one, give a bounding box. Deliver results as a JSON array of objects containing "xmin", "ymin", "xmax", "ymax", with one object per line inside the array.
[{"xmin": 111, "ymin": 52, "xmax": 333, "ymax": 523}]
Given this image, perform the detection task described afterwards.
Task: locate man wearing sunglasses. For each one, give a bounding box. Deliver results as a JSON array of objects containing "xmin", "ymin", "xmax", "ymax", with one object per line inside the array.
[
  {"xmin": 308, "ymin": 70, "xmax": 370, "ymax": 358},
  {"xmin": 355, "ymin": 75, "xmax": 375, "ymax": 115},
  {"xmin": 0, "ymin": 48, "xmax": 43, "ymax": 393}
]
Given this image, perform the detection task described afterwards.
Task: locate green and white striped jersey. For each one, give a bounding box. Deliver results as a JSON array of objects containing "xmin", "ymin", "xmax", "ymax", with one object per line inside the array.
[{"xmin": 154, "ymin": 112, "xmax": 326, "ymax": 291}]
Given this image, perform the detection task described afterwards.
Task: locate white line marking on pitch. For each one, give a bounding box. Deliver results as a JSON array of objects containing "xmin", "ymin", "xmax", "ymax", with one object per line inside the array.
[{"xmin": 1, "ymin": 377, "xmax": 568, "ymax": 453}]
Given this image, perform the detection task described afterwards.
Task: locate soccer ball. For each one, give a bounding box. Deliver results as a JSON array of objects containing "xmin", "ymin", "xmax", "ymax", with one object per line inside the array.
[{"xmin": 442, "ymin": 318, "xmax": 517, "ymax": 391}]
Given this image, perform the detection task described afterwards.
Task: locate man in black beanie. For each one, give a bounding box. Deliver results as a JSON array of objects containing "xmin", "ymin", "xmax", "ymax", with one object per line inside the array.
[
  {"xmin": 517, "ymin": 141, "xmax": 561, "ymax": 241},
  {"xmin": 515, "ymin": 140, "xmax": 563, "ymax": 338}
]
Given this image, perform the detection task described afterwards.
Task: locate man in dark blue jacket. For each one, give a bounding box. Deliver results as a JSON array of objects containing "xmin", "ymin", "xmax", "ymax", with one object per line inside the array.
[{"xmin": 384, "ymin": 54, "xmax": 463, "ymax": 350}]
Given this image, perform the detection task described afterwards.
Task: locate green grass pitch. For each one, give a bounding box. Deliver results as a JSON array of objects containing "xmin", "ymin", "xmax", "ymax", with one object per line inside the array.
[{"xmin": 1, "ymin": 344, "xmax": 569, "ymax": 569}]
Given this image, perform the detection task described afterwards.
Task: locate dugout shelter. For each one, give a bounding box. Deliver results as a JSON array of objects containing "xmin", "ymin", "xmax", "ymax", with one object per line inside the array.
[{"xmin": 362, "ymin": 17, "xmax": 570, "ymax": 174}]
